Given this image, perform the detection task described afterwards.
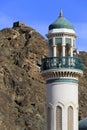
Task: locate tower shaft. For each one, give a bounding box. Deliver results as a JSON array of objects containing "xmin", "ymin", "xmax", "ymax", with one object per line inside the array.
[{"xmin": 41, "ymin": 10, "xmax": 83, "ymax": 130}]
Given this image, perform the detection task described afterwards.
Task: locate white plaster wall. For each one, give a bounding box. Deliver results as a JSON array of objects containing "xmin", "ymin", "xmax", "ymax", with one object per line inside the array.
[
  {"xmin": 46, "ymin": 82, "xmax": 78, "ymax": 106},
  {"xmin": 46, "ymin": 81, "xmax": 78, "ymax": 130},
  {"xmin": 74, "ymin": 108, "xmax": 78, "ymax": 130}
]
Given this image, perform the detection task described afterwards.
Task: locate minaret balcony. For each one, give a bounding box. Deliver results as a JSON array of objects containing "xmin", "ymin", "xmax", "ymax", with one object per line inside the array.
[{"xmin": 41, "ymin": 56, "xmax": 83, "ymax": 71}]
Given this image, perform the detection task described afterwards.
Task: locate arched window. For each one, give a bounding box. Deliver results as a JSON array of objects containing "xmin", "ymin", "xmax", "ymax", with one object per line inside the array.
[
  {"xmin": 68, "ymin": 106, "xmax": 73, "ymax": 130},
  {"xmin": 47, "ymin": 107, "xmax": 51, "ymax": 130},
  {"xmin": 56, "ymin": 106, "xmax": 62, "ymax": 130}
]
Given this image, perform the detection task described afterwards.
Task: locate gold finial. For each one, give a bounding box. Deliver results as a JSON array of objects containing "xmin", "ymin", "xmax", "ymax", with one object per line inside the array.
[{"xmin": 59, "ymin": 8, "xmax": 63, "ymax": 17}]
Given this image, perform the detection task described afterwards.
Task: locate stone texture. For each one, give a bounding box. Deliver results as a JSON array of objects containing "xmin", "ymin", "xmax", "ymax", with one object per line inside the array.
[
  {"xmin": 0, "ymin": 24, "xmax": 86, "ymax": 130},
  {"xmin": 0, "ymin": 25, "xmax": 47, "ymax": 130}
]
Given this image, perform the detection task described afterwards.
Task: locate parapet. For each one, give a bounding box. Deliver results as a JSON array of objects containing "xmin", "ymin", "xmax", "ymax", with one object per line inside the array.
[{"xmin": 13, "ymin": 21, "xmax": 25, "ymax": 28}]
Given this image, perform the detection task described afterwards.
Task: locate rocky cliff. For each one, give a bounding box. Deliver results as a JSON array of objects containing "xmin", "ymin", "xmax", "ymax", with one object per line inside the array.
[{"xmin": 0, "ymin": 22, "xmax": 86, "ymax": 130}]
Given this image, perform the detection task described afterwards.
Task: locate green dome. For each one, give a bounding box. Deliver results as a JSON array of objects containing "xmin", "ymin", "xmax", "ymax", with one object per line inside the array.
[{"xmin": 49, "ymin": 10, "xmax": 74, "ymax": 30}]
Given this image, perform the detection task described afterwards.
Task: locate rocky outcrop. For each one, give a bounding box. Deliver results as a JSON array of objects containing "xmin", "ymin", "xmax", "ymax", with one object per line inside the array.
[
  {"xmin": 0, "ymin": 24, "xmax": 47, "ymax": 130},
  {"xmin": 0, "ymin": 22, "xmax": 86, "ymax": 129},
  {"xmin": 79, "ymin": 52, "xmax": 87, "ymax": 120}
]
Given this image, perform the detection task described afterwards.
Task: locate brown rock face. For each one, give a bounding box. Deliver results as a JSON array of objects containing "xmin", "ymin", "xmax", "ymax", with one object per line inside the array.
[
  {"xmin": 0, "ymin": 23, "xmax": 86, "ymax": 130},
  {"xmin": 79, "ymin": 52, "xmax": 87, "ymax": 120},
  {"xmin": 0, "ymin": 25, "xmax": 47, "ymax": 130}
]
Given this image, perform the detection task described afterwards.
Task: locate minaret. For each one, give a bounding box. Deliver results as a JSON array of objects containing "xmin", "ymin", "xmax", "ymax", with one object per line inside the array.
[{"xmin": 41, "ymin": 10, "xmax": 83, "ymax": 130}]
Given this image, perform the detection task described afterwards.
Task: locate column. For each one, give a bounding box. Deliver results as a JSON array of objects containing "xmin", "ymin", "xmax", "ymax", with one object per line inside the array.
[
  {"xmin": 63, "ymin": 107, "xmax": 67, "ymax": 130},
  {"xmin": 53, "ymin": 45, "xmax": 57, "ymax": 57},
  {"xmin": 62, "ymin": 37, "xmax": 65, "ymax": 57},
  {"xmin": 62, "ymin": 37, "xmax": 65, "ymax": 66},
  {"xmin": 62, "ymin": 45, "xmax": 65, "ymax": 57},
  {"xmin": 70, "ymin": 38, "xmax": 73, "ymax": 57},
  {"xmin": 51, "ymin": 107, "xmax": 56, "ymax": 130},
  {"xmin": 53, "ymin": 37, "xmax": 56, "ymax": 57},
  {"xmin": 73, "ymin": 107, "xmax": 78, "ymax": 130}
]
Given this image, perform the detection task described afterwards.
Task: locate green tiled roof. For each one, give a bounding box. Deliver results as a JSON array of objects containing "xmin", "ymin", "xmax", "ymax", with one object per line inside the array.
[{"xmin": 49, "ymin": 10, "xmax": 74, "ymax": 30}]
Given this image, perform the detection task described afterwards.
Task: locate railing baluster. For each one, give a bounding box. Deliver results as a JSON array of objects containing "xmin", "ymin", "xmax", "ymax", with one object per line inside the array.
[{"xmin": 41, "ymin": 56, "xmax": 83, "ymax": 71}]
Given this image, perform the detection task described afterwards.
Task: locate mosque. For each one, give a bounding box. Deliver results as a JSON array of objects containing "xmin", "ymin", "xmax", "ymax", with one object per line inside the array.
[{"xmin": 41, "ymin": 9, "xmax": 86, "ymax": 130}]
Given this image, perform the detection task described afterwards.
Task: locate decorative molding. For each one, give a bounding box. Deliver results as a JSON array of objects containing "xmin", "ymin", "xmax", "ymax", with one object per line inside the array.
[
  {"xmin": 46, "ymin": 78, "xmax": 78, "ymax": 84},
  {"xmin": 47, "ymin": 101, "xmax": 78, "ymax": 109},
  {"xmin": 46, "ymin": 32, "xmax": 76, "ymax": 39},
  {"xmin": 49, "ymin": 28, "xmax": 75, "ymax": 34},
  {"xmin": 42, "ymin": 69, "xmax": 82, "ymax": 80}
]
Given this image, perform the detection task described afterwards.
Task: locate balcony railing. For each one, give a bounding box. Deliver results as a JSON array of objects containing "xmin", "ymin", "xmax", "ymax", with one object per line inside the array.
[{"xmin": 41, "ymin": 56, "xmax": 83, "ymax": 71}]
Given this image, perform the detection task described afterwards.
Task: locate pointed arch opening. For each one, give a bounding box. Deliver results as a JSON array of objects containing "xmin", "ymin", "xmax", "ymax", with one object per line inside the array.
[
  {"xmin": 56, "ymin": 106, "xmax": 62, "ymax": 130},
  {"xmin": 68, "ymin": 106, "xmax": 73, "ymax": 130}
]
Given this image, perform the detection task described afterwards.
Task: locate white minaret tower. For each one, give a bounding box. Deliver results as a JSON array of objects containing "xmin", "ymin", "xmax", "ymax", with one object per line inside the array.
[{"xmin": 41, "ymin": 10, "xmax": 83, "ymax": 130}]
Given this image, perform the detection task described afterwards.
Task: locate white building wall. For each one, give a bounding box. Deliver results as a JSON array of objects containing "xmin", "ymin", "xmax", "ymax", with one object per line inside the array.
[
  {"xmin": 46, "ymin": 81, "xmax": 78, "ymax": 130},
  {"xmin": 46, "ymin": 81, "xmax": 78, "ymax": 105}
]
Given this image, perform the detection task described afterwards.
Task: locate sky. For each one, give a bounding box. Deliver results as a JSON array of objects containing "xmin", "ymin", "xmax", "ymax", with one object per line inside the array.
[{"xmin": 0, "ymin": 0, "xmax": 87, "ymax": 51}]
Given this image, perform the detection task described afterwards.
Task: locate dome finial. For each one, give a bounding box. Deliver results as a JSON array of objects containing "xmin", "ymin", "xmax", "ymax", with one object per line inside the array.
[{"xmin": 59, "ymin": 8, "xmax": 63, "ymax": 17}]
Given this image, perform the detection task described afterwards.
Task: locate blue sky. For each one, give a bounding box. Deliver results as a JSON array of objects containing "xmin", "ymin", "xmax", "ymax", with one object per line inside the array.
[{"xmin": 0, "ymin": 0, "xmax": 87, "ymax": 51}]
